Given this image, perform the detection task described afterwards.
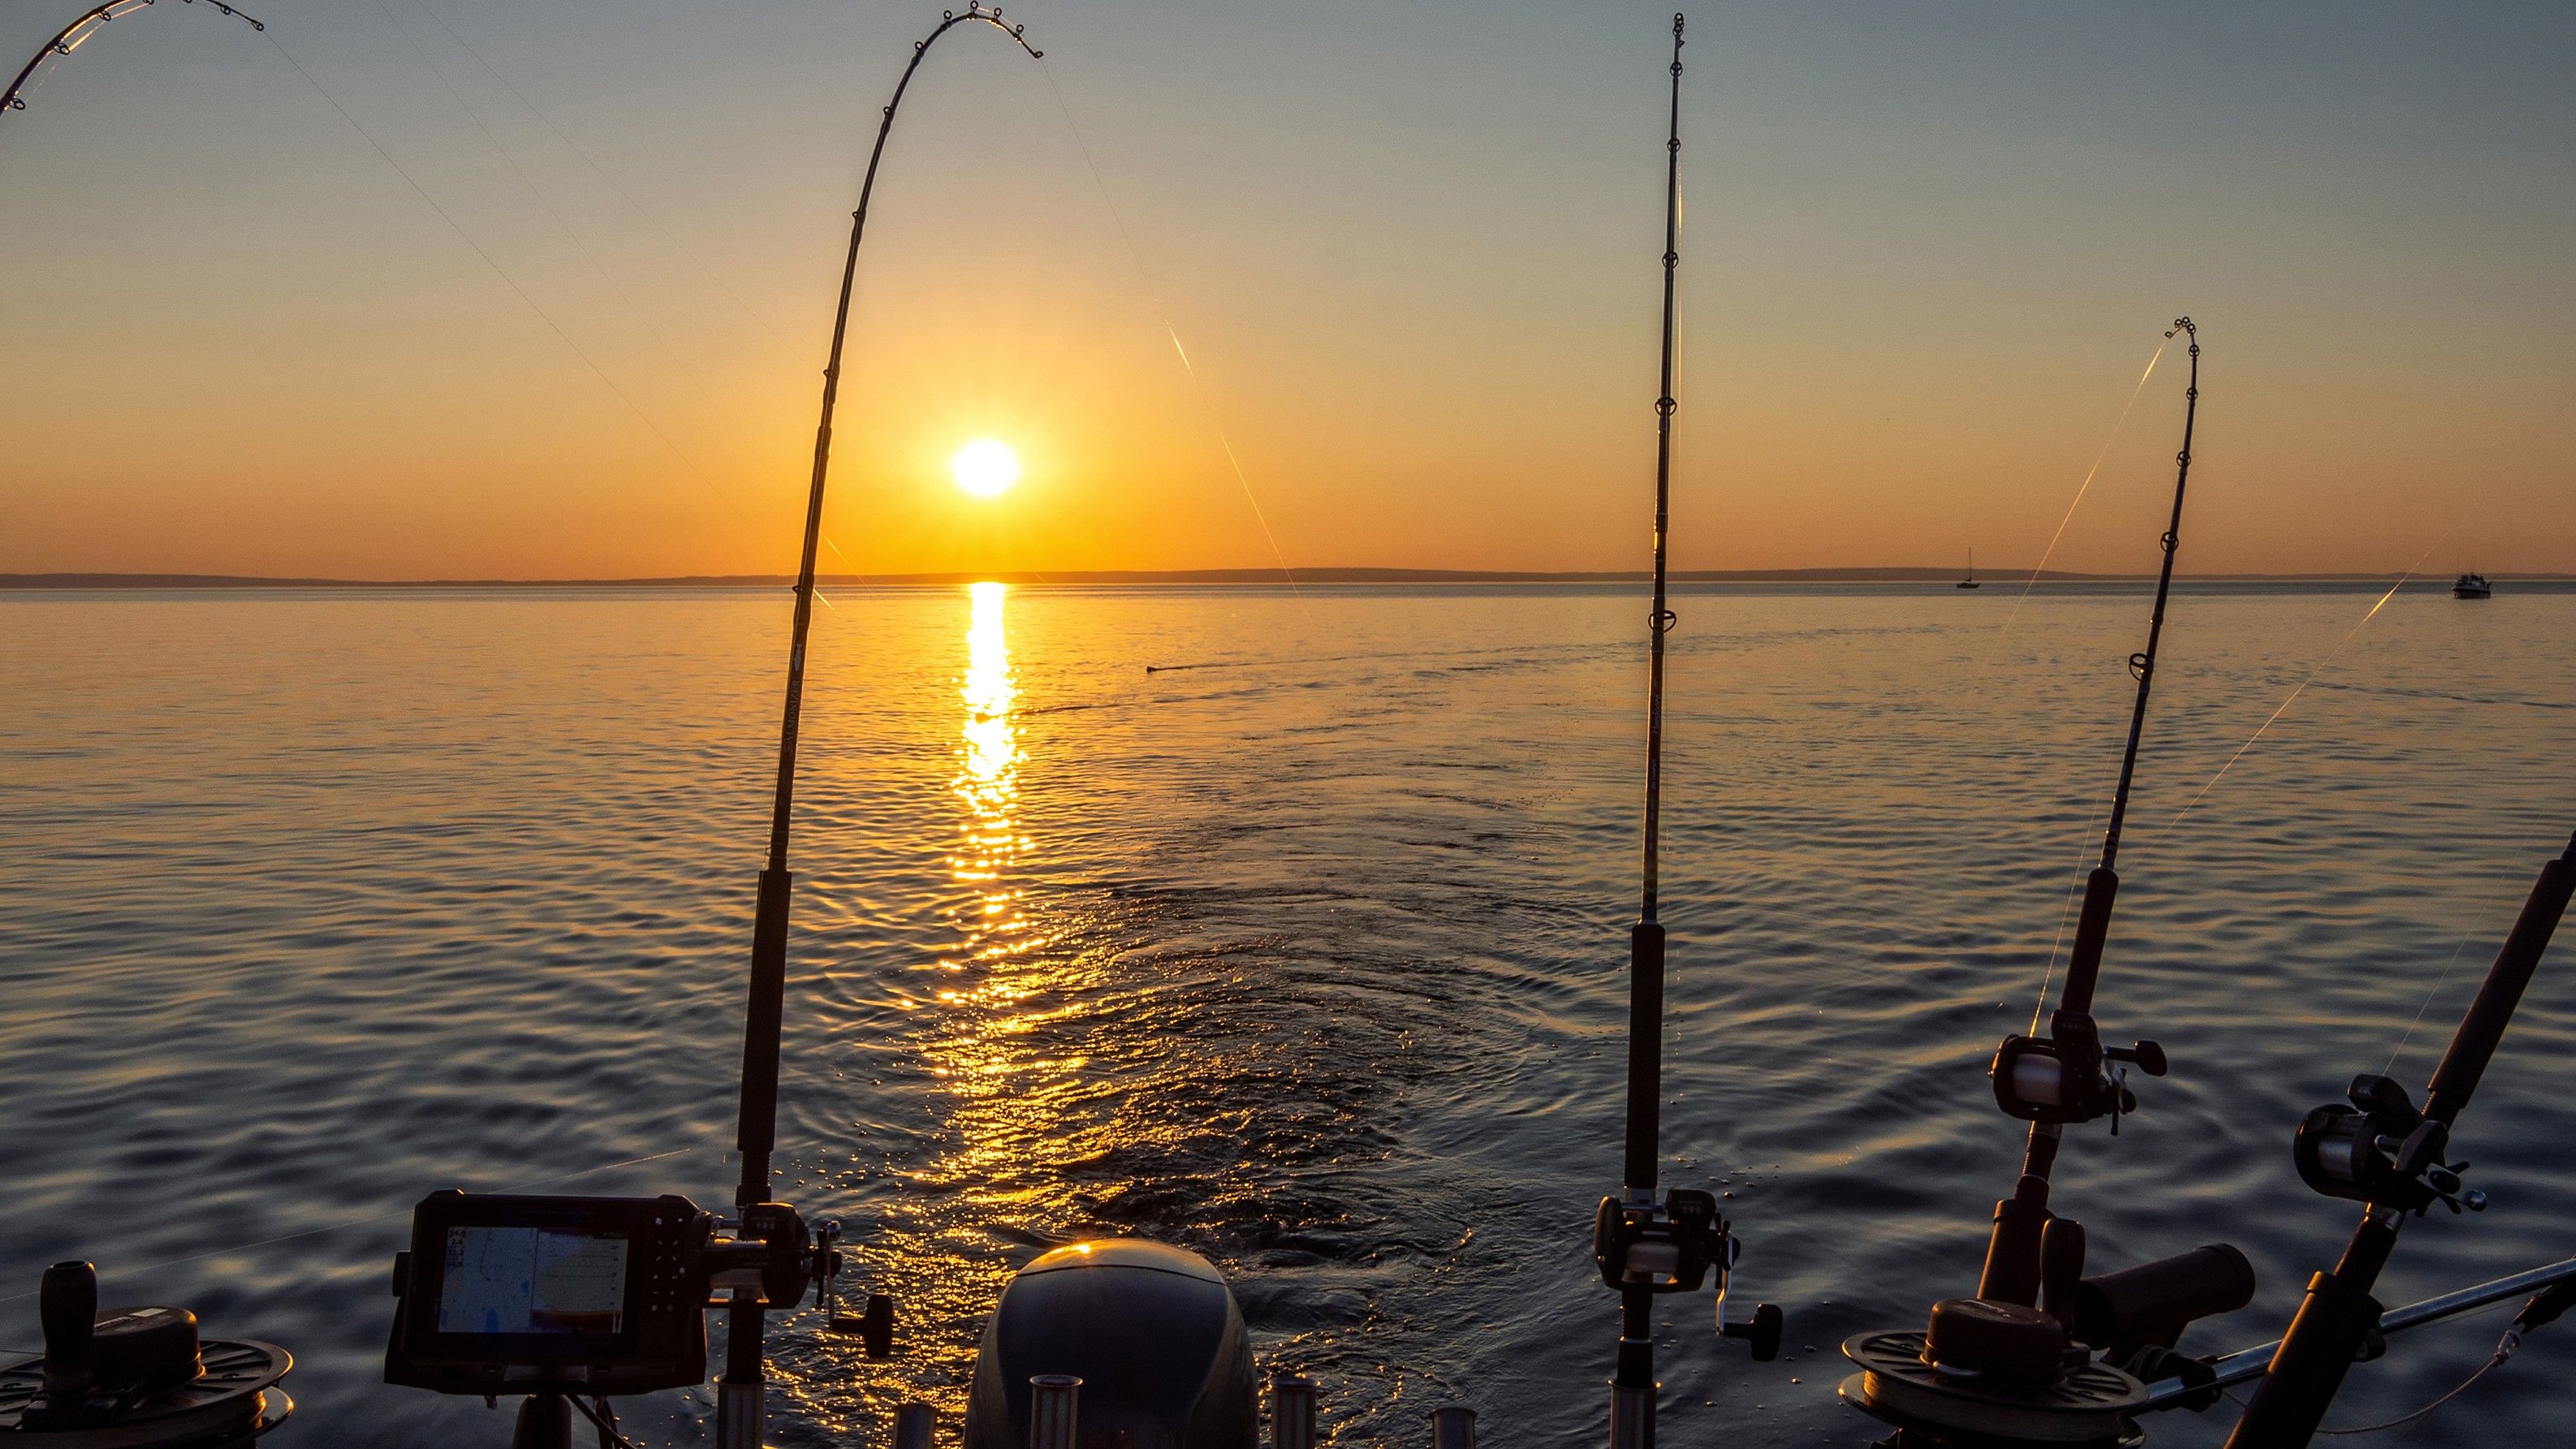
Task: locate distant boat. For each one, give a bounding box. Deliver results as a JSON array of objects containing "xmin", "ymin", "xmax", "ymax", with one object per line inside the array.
[
  {"xmin": 2454, "ymin": 571, "xmax": 2492, "ymax": 599},
  {"xmin": 1957, "ymin": 549, "xmax": 1980, "ymax": 589}
]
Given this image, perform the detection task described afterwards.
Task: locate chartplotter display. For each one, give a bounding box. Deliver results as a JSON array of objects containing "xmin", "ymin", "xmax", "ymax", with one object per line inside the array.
[{"xmin": 436, "ymin": 1226, "xmax": 628, "ymax": 1336}]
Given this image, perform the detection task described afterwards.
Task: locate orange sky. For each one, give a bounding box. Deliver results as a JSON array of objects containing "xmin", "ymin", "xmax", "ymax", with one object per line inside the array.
[{"xmin": 2, "ymin": 1, "xmax": 2571, "ymax": 579}]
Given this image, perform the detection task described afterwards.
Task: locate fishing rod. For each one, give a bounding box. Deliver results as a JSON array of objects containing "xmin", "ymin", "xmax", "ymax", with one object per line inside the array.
[
  {"xmin": 20, "ymin": 11, "xmax": 1051, "ymax": 1446},
  {"xmin": 724, "ymin": 6, "xmax": 1042, "ymax": 1443},
  {"xmin": 2220, "ymin": 830, "xmax": 2576, "ymax": 1447},
  {"xmin": 1841, "ymin": 322, "xmax": 2229, "ymax": 1447},
  {"xmin": 1588, "ymin": 17, "xmax": 1779, "ymax": 1449},
  {"xmin": 1, "ymin": 0, "xmax": 264, "ymax": 126},
  {"xmin": 1974, "ymin": 317, "xmax": 2200, "ymax": 1303}
]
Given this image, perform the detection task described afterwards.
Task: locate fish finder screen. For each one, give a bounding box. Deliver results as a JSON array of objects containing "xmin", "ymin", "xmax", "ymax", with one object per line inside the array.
[{"xmin": 437, "ymin": 1226, "xmax": 629, "ymax": 1336}]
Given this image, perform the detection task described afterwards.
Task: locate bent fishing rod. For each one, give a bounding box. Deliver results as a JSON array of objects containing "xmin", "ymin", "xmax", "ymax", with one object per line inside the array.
[
  {"xmin": 724, "ymin": 6, "xmax": 1041, "ymax": 1444},
  {"xmin": 2, "ymin": 0, "xmax": 264, "ymax": 127},
  {"xmin": 1973, "ymin": 316, "xmax": 2201, "ymax": 1305},
  {"xmin": 1587, "ymin": 18, "xmax": 1779, "ymax": 1449},
  {"xmin": 1836, "ymin": 321, "xmax": 2214, "ymax": 1449},
  {"xmin": 2220, "ymin": 830, "xmax": 2576, "ymax": 1448}
]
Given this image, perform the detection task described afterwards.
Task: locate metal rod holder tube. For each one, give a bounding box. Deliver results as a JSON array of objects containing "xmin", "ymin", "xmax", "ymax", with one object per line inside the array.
[
  {"xmin": 895, "ymin": 1402, "xmax": 937, "ymax": 1449},
  {"xmin": 2144, "ymin": 1256, "xmax": 2576, "ymax": 1412},
  {"xmin": 1030, "ymin": 1374, "xmax": 1081, "ymax": 1449},
  {"xmin": 717, "ymin": 1377, "xmax": 760, "ymax": 1449},
  {"xmin": 1609, "ymin": 1379, "xmax": 1653, "ymax": 1449},
  {"xmin": 1268, "ymin": 1375, "xmax": 1315, "ymax": 1449},
  {"xmin": 1433, "ymin": 1406, "xmax": 1477, "ymax": 1449}
]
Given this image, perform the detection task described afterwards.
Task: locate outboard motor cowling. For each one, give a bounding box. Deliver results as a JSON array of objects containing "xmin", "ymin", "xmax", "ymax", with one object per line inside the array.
[{"xmin": 964, "ymin": 1241, "xmax": 1256, "ymax": 1449}]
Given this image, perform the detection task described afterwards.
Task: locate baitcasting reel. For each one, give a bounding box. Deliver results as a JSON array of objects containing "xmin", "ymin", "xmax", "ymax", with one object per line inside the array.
[
  {"xmin": 2292, "ymin": 1074, "xmax": 2486, "ymax": 1217},
  {"xmin": 1592, "ymin": 1188, "xmax": 1782, "ymax": 1358},
  {"xmin": 1991, "ymin": 1010, "xmax": 2168, "ymax": 1132}
]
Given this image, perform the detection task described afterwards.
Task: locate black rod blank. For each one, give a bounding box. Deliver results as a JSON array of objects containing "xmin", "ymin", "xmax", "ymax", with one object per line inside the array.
[
  {"xmin": 722, "ymin": 6, "xmax": 1041, "ymax": 1437},
  {"xmin": 2224, "ymin": 832, "xmax": 2576, "ymax": 1449},
  {"xmin": 1622, "ymin": 5, "xmax": 1688, "ymax": 1209},
  {"xmin": 2058, "ymin": 317, "xmax": 2198, "ymax": 1013},
  {"xmin": 1970, "ymin": 321, "xmax": 2199, "ymax": 1307},
  {"xmin": 1610, "ymin": 20, "xmax": 1688, "ymax": 1439}
]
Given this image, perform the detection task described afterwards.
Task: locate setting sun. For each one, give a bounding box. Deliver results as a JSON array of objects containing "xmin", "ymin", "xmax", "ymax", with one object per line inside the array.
[{"xmin": 950, "ymin": 439, "xmax": 1020, "ymax": 499}]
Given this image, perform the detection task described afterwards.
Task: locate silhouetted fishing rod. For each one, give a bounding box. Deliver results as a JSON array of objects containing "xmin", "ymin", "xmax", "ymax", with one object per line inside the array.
[
  {"xmin": 2222, "ymin": 829, "xmax": 2576, "ymax": 1448},
  {"xmin": 1837, "ymin": 322, "xmax": 2231, "ymax": 1445},
  {"xmin": 1588, "ymin": 19, "xmax": 1779, "ymax": 1449},
  {"xmin": 1, "ymin": 0, "xmax": 263, "ymax": 127},
  {"xmin": 724, "ymin": 6, "xmax": 1040, "ymax": 1445},
  {"xmin": 1973, "ymin": 316, "xmax": 2199, "ymax": 1305}
]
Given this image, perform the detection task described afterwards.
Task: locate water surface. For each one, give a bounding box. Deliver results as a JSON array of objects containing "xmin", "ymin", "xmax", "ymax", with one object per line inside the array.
[{"xmin": 5, "ymin": 582, "xmax": 2573, "ymax": 1448}]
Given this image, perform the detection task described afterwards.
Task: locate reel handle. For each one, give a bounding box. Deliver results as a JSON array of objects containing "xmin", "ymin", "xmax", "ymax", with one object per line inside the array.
[
  {"xmin": 39, "ymin": 1261, "xmax": 97, "ymax": 1399},
  {"xmin": 2106, "ymin": 1041, "xmax": 2168, "ymax": 1076},
  {"xmin": 1719, "ymin": 1302, "xmax": 1783, "ymax": 1361}
]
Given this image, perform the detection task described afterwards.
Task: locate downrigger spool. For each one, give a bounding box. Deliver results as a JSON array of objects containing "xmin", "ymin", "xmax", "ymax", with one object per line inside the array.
[{"xmin": 0, "ymin": 1261, "xmax": 291, "ymax": 1449}]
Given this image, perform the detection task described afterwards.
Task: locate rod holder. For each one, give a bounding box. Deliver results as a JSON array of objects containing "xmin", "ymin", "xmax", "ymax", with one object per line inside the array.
[
  {"xmin": 1030, "ymin": 1374, "xmax": 1081, "ymax": 1449},
  {"xmin": 510, "ymin": 1392, "xmax": 572, "ymax": 1449},
  {"xmin": 1610, "ymin": 1379, "xmax": 1653, "ymax": 1449},
  {"xmin": 1268, "ymin": 1375, "xmax": 1315, "ymax": 1449},
  {"xmin": 718, "ymin": 1377, "xmax": 760, "ymax": 1449},
  {"xmin": 895, "ymin": 1402, "xmax": 936, "ymax": 1449},
  {"xmin": 1433, "ymin": 1406, "xmax": 1477, "ymax": 1449}
]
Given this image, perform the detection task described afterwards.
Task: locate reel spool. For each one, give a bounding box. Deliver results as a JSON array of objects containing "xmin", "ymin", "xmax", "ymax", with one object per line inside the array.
[
  {"xmin": 1842, "ymin": 1241, "xmax": 2250, "ymax": 1447},
  {"xmin": 1839, "ymin": 1330, "xmax": 2147, "ymax": 1447},
  {"xmin": 0, "ymin": 1263, "xmax": 290, "ymax": 1447}
]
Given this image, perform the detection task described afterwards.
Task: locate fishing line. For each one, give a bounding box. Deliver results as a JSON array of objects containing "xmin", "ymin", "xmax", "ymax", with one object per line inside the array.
[
  {"xmin": 0, "ymin": 1144, "xmax": 705, "ymax": 1305},
  {"xmin": 370, "ymin": 0, "xmax": 743, "ymax": 442},
  {"xmin": 1033, "ymin": 54, "xmax": 1301, "ymax": 596},
  {"xmin": 261, "ymin": 24, "xmax": 843, "ymax": 594},
  {"xmin": 257, "ymin": 30, "xmax": 726, "ymax": 500},
  {"xmin": 2375, "ymin": 834, "xmax": 2561, "ymax": 1075},
  {"xmin": 2027, "ymin": 787, "xmax": 2112, "ymax": 1033},
  {"xmin": 2380, "ymin": 934, "xmax": 2475, "ymax": 1076},
  {"xmin": 1992, "ymin": 336, "xmax": 2168, "ymax": 645},
  {"xmin": 405, "ymin": 0, "xmax": 886, "ymax": 584},
  {"xmin": 2143, "ymin": 546, "xmax": 2437, "ymax": 849},
  {"xmin": 409, "ymin": 0, "xmax": 794, "ymax": 348},
  {"xmin": 2312, "ymin": 1306, "xmax": 2526, "ymax": 1437},
  {"xmin": 2203, "ymin": 1276, "xmax": 2534, "ymax": 1434}
]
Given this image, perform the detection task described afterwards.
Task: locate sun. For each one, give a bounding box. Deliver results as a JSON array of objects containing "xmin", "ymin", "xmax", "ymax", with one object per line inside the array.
[{"xmin": 950, "ymin": 438, "xmax": 1020, "ymax": 498}]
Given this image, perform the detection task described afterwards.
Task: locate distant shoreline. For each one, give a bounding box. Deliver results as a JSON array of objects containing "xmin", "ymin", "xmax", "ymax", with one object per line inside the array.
[{"xmin": 6, "ymin": 568, "xmax": 2566, "ymax": 590}]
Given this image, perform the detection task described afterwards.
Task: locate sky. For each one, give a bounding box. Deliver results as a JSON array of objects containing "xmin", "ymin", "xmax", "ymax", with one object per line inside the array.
[{"xmin": 0, "ymin": 0, "xmax": 2570, "ymax": 579}]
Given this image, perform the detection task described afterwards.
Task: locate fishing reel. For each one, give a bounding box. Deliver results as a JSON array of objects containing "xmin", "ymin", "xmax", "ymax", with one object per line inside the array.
[
  {"xmin": 1991, "ymin": 1009, "xmax": 2167, "ymax": 1131},
  {"xmin": 1591, "ymin": 1189, "xmax": 1781, "ymax": 1358},
  {"xmin": 2292, "ymin": 1074, "xmax": 2487, "ymax": 1217}
]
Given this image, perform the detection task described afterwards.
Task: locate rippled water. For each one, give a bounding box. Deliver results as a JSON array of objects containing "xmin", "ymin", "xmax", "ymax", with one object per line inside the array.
[{"xmin": 6, "ymin": 582, "xmax": 2574, "ymax": 1449}]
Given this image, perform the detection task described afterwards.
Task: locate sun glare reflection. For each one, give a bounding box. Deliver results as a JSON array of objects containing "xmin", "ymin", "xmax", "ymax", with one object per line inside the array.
[
  {"xmin": 921, "ymin": 584, "xmax": 1111, "ymax": 1214},
  {"xmin": 949, "ymin": 581, "xmax": 1025, "ymax": 932}
]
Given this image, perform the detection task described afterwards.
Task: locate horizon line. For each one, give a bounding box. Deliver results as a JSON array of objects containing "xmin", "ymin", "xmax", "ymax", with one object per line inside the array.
[{"xmin": 2, "ymin": 566, "xmax": 2556, "ymax": 589}]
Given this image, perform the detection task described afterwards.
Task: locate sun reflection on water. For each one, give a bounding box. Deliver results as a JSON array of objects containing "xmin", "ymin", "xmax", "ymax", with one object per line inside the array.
[
  {"xmin": 951, "ymin": 580, "xmax": 1023, "ymax": 911},
  {"xmin": 929, "ymin": 582, "xmax": 1085, "ymax": 1202}
]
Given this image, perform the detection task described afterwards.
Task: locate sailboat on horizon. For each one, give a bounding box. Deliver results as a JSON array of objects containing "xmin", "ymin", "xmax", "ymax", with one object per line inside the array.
[{"xmin": 1957, "ymin": 548, "xmax": 1981, "ymax": 589}]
